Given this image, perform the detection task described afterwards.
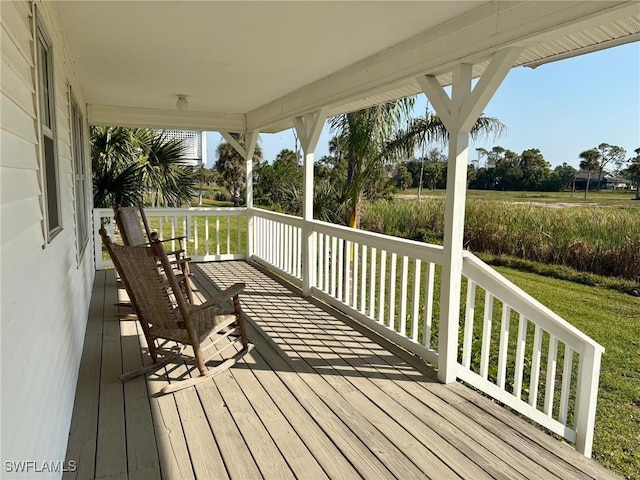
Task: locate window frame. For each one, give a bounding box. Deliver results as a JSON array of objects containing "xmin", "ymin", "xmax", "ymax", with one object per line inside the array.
[
  {"xmin": 35, "ymin": 12, "xmax": 62, "ymax": 242},
  {"xmin": 69, "ymin": 90, "xmax": 89, "ymax": 259}
]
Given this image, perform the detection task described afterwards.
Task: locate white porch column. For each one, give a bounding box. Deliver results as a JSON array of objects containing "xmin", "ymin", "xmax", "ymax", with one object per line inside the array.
[
  {"xmin": 221, "ymin": 130, "xmax": 258, "ymax": 258},
  {"xmin": 417, "ymin": 47, "xmax": 522, "ymax": 383},
  {"xmin": 293, "ymin": 108, "xmax": 328, "ymax": 296}
]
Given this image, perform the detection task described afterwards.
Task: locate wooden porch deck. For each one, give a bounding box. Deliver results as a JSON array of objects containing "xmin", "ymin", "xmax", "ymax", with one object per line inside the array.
[{"xmin": 64, "ymin": 261, "xmax": 617, "ymax": 480}]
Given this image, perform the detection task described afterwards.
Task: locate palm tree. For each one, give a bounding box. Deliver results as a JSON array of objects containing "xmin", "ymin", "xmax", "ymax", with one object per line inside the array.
[
  {"xmin": 329, "ymin": 98, "xmax": 506, "ymax": 228},
  {"xmin": 329, "ymin": 98, "xmax": 414, "ymax": 228},
  {"xmin": 215, "ymin": 136, "xmax": 262, "ymax": 206},
  {"xmin": 578, "ymin": 148, "xmax": 601, "ymax": 199},
  {"xmin": 91, "ymin": 126, "xmax": 196, "ymax": 208}
]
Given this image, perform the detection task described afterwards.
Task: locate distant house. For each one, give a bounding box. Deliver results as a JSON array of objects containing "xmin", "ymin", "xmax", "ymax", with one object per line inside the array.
[
  {"xmin": 158, "ymin": 130, "xmax": 207, "ymax": 167},
  {"xmin": 574, "ymin": 171, "xmax": 630, "ymax": 190}
]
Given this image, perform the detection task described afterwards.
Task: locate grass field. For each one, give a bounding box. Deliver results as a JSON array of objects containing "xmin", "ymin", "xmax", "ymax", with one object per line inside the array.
[
  {"xmin": 362, "ymin": 196, "xmax": 640, "ymax": 280},
  {"xmin": 399, "ymin": 188, "xmax": 640, "ymax": 208}
]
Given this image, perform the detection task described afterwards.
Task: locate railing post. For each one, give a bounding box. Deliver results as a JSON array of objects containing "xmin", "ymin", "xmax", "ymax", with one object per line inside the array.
[
  {"xmin": 294, "ymin": 108, "xmax": 328, "ymax": 296},
  {"xmin": 574, "ymin": 345, "xmax": 602, "ymax": 457}
]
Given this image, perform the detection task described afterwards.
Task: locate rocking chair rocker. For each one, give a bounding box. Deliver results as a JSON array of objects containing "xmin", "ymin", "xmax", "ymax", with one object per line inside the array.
[{"xmin": 100, "ymin": 228, "xmax": 252, "ymax": 394}]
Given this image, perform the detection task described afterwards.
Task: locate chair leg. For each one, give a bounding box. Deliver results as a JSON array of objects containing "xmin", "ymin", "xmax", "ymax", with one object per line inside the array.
[{"xmin": 233, "ymin": 295, "xmax": 249, "ymax": 348}]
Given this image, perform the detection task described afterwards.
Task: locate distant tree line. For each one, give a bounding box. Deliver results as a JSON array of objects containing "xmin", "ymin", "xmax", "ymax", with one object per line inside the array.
[{"xmin": 392, "ymin": 143, "xmax": 635, "ymax": 194}]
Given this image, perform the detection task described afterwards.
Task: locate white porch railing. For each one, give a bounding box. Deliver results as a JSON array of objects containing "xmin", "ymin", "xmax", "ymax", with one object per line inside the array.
[
  {"xmin": 93, "ymin": 207, "xmax": 247, "ymax": 270},
  {"xmin": 92, "ymin": 206, "xmax": 603, "ymax": 456},
  {"xmin": 459, "ymin": 252, "xmax": 603, "ymax": 456}
]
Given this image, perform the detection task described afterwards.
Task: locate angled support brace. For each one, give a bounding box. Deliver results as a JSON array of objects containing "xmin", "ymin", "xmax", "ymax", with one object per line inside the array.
[
  {"xmin": 220, "ymin": 131, "xmax": 247, "ymax": 158},
  {"xmin": 293, "ymin": 108, "xmax": 328, "ymax": 296},
  {"xmin": 417, "ymin": 48, "xmax": 519, "ymax": 384}
]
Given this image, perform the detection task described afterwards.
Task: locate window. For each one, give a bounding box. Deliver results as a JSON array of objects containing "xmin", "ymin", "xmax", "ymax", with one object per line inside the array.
[
  {"xmin": 36, "ymin": 18, "xmax": 61, "ymax": 240},
  {"xmin": 70, "ymin": 94, "xmax": 88, "ymax": 257}
]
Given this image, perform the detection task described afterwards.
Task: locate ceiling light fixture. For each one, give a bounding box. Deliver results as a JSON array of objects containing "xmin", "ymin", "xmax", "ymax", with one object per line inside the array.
[{"xmin": 176, "ymin": 94, "xmax": 189, "ymax": 111}]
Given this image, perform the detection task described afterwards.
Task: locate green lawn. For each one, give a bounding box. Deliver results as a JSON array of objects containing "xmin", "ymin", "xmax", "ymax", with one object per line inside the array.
[
  {"xmin": 399, "ymin": 188, "xmax": 640, "ymax": 208},
  {"xmin": 496, "ymin": 267, "xmax": 640, "ymax": 478}
]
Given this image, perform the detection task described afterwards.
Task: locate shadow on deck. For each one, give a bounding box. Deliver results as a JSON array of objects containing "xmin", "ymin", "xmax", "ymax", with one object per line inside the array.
[{"xmin": 64, "ymin": 261, "xmax": 617, "ymax": 480}]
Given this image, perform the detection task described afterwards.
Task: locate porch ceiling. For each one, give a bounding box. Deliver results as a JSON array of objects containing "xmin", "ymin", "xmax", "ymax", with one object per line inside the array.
[{"xmin": 53, "ymin": 1, "xmax": 640, "ymax": 132}]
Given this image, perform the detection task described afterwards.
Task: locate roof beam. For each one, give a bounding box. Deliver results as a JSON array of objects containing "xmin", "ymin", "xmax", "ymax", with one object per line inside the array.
[
  {"xmin": 246, "ymin": 1, "xmax": 635, "ymax": 131},
  {"xmin": 88, "ymin": 104, "xmax": 245, "ymax": 131}
]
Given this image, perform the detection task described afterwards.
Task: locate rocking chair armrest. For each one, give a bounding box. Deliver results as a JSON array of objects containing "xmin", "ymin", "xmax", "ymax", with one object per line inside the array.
[
  {"xmin": 157, "ymin": 236, "xmax": 187, "ymax": 244},
  {"xmin": 190, "ymin": 283, "xmax": 246, "ymax": 313}
]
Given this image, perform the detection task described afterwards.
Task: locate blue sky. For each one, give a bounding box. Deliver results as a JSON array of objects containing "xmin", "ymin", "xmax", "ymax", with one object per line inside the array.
[{"xmin": 207, "ymin": 42, "xmax": 639, "ymax": 169}]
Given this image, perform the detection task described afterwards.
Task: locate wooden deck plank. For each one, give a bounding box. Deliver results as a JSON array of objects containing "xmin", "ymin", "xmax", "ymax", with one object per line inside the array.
[
  {"xmin": 368, "ymin": 343, "xmax": 596, "ymax": 480},
  {"xmin": 64, "ymin": 270, "xmax": 106, "ymax": 480},
  {"xmin": 192, "ymin": 268, "xmax": 363, "ymax": 480},
  {"xmin": 194, "ymin": 380, "xmax": 263, "ymax": 480},
  {"xmin": 65, "ymin": 262, "xmax": 620, "ymax": 480},
  {"xmin": 134, "ymin": 307, "xmax": 195, "ymax": 480},
  {"xmin": 269, "ymin": 313, "xmax": 513, "ymax": 480},
  {"xmin": 174, "ymin": 387, "xmax": 230, "ymax": 480},
  {"xmin": 94, "ymin": 271, "xmax": 128, "ymax": 480},
  {"xmin": 120, "ymin": 318, "xmax": 161, "ymax": 480},
  {"xmin": 255, "ymin": 314, "xmax": 459, "ymax": 480},
  {"xmin": 226, "ymin": 359, "xmax": 330, "ymax": 479},
  {"xmin": 240, "ymin": 318, "xmax": 397, "ymax": 480},
  {"xmin": 213, "ymin": 368, "xmax": 297, "ymax": 479}
]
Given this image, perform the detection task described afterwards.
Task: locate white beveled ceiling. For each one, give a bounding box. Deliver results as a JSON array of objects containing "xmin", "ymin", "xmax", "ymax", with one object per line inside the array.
[{"xmin": 53, "ymin": 1, "xmax": 640, "ymax": 132}]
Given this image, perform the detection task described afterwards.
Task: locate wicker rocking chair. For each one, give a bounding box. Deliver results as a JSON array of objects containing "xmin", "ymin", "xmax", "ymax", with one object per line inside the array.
[
  {"xmin": 113, "ymin": 202, "xmax": 194, "ymax": 303},
  {"xmin": 100, "ymin": 228, "xmax": 252, "ymax": 394}
]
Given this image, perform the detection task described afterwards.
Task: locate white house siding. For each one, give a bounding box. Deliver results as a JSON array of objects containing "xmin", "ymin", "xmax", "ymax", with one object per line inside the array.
[{"xmin": 1, "ymin": 1, "xmax": 94, "ymax": 477}]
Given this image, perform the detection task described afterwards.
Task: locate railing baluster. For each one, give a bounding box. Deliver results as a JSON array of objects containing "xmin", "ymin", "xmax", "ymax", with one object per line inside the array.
[
  {"xmin": 411, "ymin": 259, "xmax": 421, "ymax": 341},
  {"xmin": 194, "ymin": 216, "xmax": 199, "ymax": 255},
  {"xmin": 237, "ymin": 215, "xmax": 241, "ymax": 254},
  {"xmin": 284, "ymin": 224, "xmax": 290, "ymax": 273},
  {"xmin": 388, "ymin": 253, "xmax": 397, "ymax": 329},
  {"xmin": 368, "ymin": 248, "xmax": 377, "ymax": 318},
  {"xmin": 480, "ymin": 292, "xmax": 494, "ymax": 379},
  {"xmin": 513, "ymin": 314, "xmax": 528, "ymax": 399},
  {"xmin": 559, "ymin": 346, "xmax": 574, "ymax": 425},
  {"xmin": 323, "ymin": 234, "xmax": 330, "ymax": 292},
  {"xmin": 226, "ymin": 216, "xmax": 231, "ymax": 254},
  {"xmin": 462, "ymin": 280, "xmax": 477, "ymax": 368},
  {"xmin": 529, "ymin": 325, "xmax": 543, "ymax": 408},
  {"xmin": 544, "ymin": 336, "xmax": 559, "ymax": 417},
  {"xmin": 205, "ymin": 217, "xmax": 210, "ymax": 256},
  {"xmin": 216, "ymin": 217, "xmax": 220, "ymax": 256},
  {"xmin": 352, "ymin": 242, "xmax": 359, "ymax": 306},
  {"xmin": 344, "ymin": 240, "xmax": 351, "ymax": 304},
  {"xmin": 317, "ymin": 233, "xmax": 324, "ymax": 289},
  {"xmin": 378, "ymin": 250, "xmax": 387, "ymax": 323},
  {"xmin": 497, "ymin": 304, "xmax": 511, "ymax": 389},
  {"xmin": 330, "ymin": 236, "xmax": 337, "ymax": 297},
  {"xmin": 171, "ymin": 216, "xmax": 176, "ymax": 251},
  {"xmin": 423, "ymin": 262, "xmax": 435, "ymax": 348},
  {"xmin": 359, "ymin": 245, "xmax": 367, "ymax": 313},
  {"xmin": 337, "ymin": 239, "xmax": 344, "ymax": 301},
  {"xmin": 296, "ymin": 226, "xmax": 302, "ymax": 278},
  {"xmin": 399, "ymin": 255, "xmax": 409, "ymax": 336}
]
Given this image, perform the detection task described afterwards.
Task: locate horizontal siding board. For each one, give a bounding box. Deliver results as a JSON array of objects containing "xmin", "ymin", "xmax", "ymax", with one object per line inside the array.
[
  {"xmin": 1, "ymin": 0, "xmax": 95, "ymax": 473},
  {"xmin": 1, "ymin": 91, "xmax": 37, "ymax": 142},
  {"xmin": 0, "ymin": 129, "xmax": 38, "ymax": 169},
  {"xmin": 0, "ymin": 198, "xmax": 42, "ymax": 255},
  {"xmin": 1, "ymin": 57, "xmax": 36, "ymax": 116},
  {"xmin": 0, "ymin": 0, "xmax": 33, "ymax": 59},
  {"xmin": 0, "ymin": 24, "xmax": 33, "ymax": 88},
  {"xmin": 0, "ymin": 166, "xmax": 41, "ymax": 206}
]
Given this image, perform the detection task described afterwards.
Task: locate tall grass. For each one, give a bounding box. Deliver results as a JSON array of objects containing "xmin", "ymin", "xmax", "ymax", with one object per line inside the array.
[{"xmin": 361, "ymin": 199, "xmax": 640, "ymax": 280}]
